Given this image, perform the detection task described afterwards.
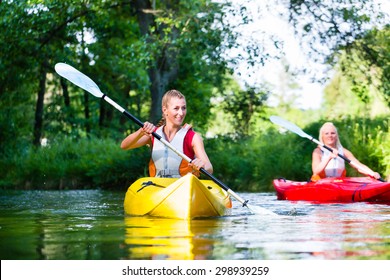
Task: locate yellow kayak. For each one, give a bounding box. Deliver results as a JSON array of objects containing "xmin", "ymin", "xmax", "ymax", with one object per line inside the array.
[{"xmin": 124, "ymin": 173, "xmax": 232, "ymax": 219}]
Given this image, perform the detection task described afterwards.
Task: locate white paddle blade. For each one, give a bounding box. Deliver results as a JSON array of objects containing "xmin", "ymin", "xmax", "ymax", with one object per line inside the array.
[
  {"xmin": 247, "ymin": 204, "xmax": 277, "ymax": 216},
  {"xmin": 54, "ymin": 63, "xmax": 103, "ymax": 98},
  {"xmin": 270, "ymin": 116, "xmax": 310, "ymax": 139}
]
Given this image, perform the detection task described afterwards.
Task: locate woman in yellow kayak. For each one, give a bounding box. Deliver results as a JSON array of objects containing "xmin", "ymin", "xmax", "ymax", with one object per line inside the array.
[
  {"xmin": 311, "ymin": 122, "xmax": 381, "ymax": 181},
  {"xmin": 121, "ymin": 89, "xmax": 213, "ymax": 178}
]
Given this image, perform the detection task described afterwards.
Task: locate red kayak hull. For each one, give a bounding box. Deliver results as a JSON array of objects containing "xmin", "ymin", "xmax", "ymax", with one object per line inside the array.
[{"xmin": 273, "ymin": 177, "xmax": 390, "ymax": 203}]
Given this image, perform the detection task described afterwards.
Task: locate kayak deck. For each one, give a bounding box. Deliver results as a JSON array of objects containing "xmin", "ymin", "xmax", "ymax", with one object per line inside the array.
[
  {"xmin": 124, "ymin": 173, "xmax": 232, "ymax": 219},
  {"xmin": 273, "ymin": 177, "xmax": 390, "ymax": 203}
]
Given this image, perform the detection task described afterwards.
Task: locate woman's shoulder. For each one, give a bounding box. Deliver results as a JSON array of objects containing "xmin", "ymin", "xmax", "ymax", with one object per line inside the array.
[
  {"xmin": 313, "ymin": 146, "xmax": 322, "ymax": 154},
  {"xmin": 183, "ymin": 123, "xmax": 197, "ymax": 136},
  {"xmin": 342, "ymin": 147, "xmax": 353, "ymax": 157}
]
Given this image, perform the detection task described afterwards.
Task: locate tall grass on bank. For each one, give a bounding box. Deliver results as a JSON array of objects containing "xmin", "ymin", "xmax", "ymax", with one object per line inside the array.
[{"xmin": 0, "ymin": 137, "xmax": 149, "ymax": 190}]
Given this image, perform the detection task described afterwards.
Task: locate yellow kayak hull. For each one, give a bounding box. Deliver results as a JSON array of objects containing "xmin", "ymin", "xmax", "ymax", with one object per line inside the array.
[{"xmin": 124, "ymin": 173, "xmax": 232, "ymax": 219}]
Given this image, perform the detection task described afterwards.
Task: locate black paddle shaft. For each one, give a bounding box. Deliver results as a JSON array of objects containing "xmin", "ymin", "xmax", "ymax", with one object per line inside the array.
[
  {"xmin": 321, "ymin": 144, "xmax": 351, "ymax": 163},
  {"xmin": 322, "ymin": 143, "xmax": 385, "ymax": 182},
  {"xmin": 122, "ymin": 110, "xmax": 163, "ymax": 141}
]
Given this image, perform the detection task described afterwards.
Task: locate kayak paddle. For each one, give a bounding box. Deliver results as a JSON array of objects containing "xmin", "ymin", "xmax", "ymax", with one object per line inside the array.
[
  {"xmin": 54, "ymin": 62, "xmax": 277, "ymax": 216},
  {"xmin": 269, "ymin": 115, "xmax": 385, "ymax": 182}
]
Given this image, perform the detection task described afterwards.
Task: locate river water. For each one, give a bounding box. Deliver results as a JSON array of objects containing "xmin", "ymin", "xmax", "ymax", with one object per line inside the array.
[{"xmin": 0, "ymin": 189, "xmax": 389, "ymax": 260}]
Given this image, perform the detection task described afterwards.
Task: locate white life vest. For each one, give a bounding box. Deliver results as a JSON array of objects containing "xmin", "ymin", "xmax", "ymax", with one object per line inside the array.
[
  {"xmin": 150, "ymin": 125, "xmax": 192, "ymax": 178},
  {"xmin": 321, "ymin": 148, "xmax": 346, "ymax": 177}
]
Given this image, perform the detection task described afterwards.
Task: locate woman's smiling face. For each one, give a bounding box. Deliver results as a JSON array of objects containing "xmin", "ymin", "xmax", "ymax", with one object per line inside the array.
[
  {"xmin": 321, "ymin": 123, "xmax": 338, "ymax": 147},
  {"xmin": 163, "ymin": 96, "xmax": 187, "ymax": 127}
]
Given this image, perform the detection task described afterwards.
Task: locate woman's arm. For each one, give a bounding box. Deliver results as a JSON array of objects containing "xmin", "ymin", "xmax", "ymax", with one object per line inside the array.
[
  {"xmin": 120, "ymin": 122, "xmax": 154, "ymax": 150},
  {"xmin": 312, "ymin": 147, "xmax": 337, "ymax": 175},
  {"xmin": 343, "ymin": 149, "xmax": 381, "ymax": 179},
  {"xmin": 191, "ymin": 133, "xmax": 213, "ymax": 174}
]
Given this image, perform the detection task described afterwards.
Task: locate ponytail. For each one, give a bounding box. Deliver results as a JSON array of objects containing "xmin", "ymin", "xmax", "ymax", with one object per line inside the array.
[{"xmin": 156, "ymin": 117, "xmax": 166, "ymax": 127}]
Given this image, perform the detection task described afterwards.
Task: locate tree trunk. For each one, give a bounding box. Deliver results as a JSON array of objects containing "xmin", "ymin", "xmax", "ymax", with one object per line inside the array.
[
  {"xmin": 99, "ymin": 99, "xmax": 107, "ymax": 128},
  {"xmin": 84, "ymin": 91, "xmax": 90, "ymax": 135},
  {"xmin": 133, "ymin": 0, "xmax": 180, "ymax": 123},
  {"xmin": 33, "ymin": 65, "xmax": 47, "ymax": 146},
  {"xmin": 60, "ymin": 77, "xmax": 70, "ymax": 107}
]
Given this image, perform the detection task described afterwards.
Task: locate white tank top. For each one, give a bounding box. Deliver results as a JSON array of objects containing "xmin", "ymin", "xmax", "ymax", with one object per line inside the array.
[
  {"xmin": 321, "ymin": 148, "xmax": 345, "ymax": 177},
  {"xmin": 151, "ymin": 125, "xmax": 191, "ymax": 178}
]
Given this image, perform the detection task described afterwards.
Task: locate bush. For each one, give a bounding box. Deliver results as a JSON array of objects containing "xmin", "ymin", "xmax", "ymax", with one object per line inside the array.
[
  {"xmin": 1, "ymin": 116, "xmax": 387, "ymax": 190},
  {"xmin": 0, "ymin": 137, "xmax": 149, "ymax": 190},
  {"xmin": 206, "ymin": 131, "xmax": 312, "ymax": 192}
]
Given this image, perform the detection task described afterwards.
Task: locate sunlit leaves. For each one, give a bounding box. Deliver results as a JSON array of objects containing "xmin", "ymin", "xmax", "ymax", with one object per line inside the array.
[
  {"xmin": 285, "ymin": 0, "xmax": 387, "ymax": 61},
  {"xmin": 219, "ymin": 86, "xmax": 269, "ymax": 137},
  {"xmin": 338, "ymin": 26, "xmax": 390, "ymax": 108}
]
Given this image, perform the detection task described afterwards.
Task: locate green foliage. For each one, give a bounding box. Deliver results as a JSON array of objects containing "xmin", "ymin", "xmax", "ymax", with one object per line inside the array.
[
  {"xmin": 206, "ymin": 131, "xmax": 312, "ymax": 192},
  {"xmin": 0, "ymin": 0, "xmax": 388, "ymax": 191},
  {"xmin": 218, "ymin": 86, "xmax": 269, "ymax": 137},
  {"xmin": 0, "ymin": 137, "xmax": 149, "ymax": 190},
  {"xmin": 287, "ymin": 0, "xmax": 387, "ymax": 60},
  {"xmin": 1, "ymin": 115, "xmax": 387, "ymax": 191},
  {"xmin": 338, "ymin": 25, "xmax": 390, "ymax": 108},
  {"xmin": 287, "ymin": 1, "xmax": 389, "ymax": 109},
  {"xmin": 374, "ymin": 122, "xmax": 390, "ymax": 181},
  {"xmin": 206, "ymin": 130, "xmax": 311, "ymax": 191},
  {"xmin": 0, "ymin": 0, "xmax": 255, "ymax": 145}
]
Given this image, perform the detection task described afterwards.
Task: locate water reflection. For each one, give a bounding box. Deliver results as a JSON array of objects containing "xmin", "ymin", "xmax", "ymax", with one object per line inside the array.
[
  {"xmin": 1, "ymin": 190, "xmax": 389, "ymax": 260},
  {"xmin": 124, "ymin": 216, "xmax": 220, "ymax": 260},
  {"xmin": 302, "ymin": 204, "xmax": 390, "ymax": 259}
]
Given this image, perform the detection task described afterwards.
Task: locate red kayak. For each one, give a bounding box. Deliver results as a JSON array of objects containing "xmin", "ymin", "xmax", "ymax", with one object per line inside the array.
[{"xmin": 273, "ymin": 177, "xmax": 390, "ymax": 203}]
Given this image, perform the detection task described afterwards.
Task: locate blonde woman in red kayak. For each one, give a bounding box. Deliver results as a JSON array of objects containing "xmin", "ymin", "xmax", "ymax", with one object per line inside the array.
[
  {"xmin": 121, "ymin": 89, "xmax": 212, "ymax": 178},
  {"xmin": 311, "ymin": 122, "xmax": 381, "ymax": 181}
]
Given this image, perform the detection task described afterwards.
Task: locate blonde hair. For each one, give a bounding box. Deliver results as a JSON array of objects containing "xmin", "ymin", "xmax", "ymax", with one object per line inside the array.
[
  {"xmin": 319, "ymin": 122, "xmax": 343, "ymax": 149},
  {"xmin": 162, "ymin": 89, "xmax": 185, "ymax": 108},
  {"xmin": 156, "ymin": 89, "xmax": 186, "ymax": 127}
]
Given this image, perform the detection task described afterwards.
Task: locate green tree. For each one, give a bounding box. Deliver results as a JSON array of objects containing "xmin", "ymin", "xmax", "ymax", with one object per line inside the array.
[
  {"xmin": 219, "ymin": 85, "xmax": 269, "ymax": 137},
  {"xmin": 339, "ymin": 26, "xmax": 390, "ymax": 108},
  {"xmin": 0, "ymin": 0, "xmax": 97, "ymax": 147},
  {"xmin": 130, "ymin": 0, "xmax": 244, "ymax": 125},
  {"xmin": 0, "ymin": 0, "xmax": 262, "ymax": 145},
  {"xmin": 286, "ymin": 0, "xmax": 387, "ymax": 60},
  {"xmin": 323, "ymin": 59, "xmax": 389, "ymax": 119},
  {"xmin": 285, "ymin": 0, "xmax": 389, "ymax": 108}
]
